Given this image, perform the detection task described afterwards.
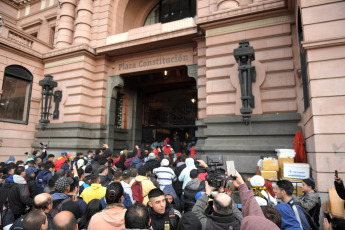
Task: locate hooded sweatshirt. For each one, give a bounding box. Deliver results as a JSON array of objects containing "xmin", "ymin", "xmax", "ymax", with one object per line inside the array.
[
  {"xmin": 88, "ymin": 205, "xmax": 126, "ymax": 230},
  {"xmin": 183, "ymin": 179, "xmax": 205, "ymax": 212},
  {"xmin": 5, "ymin": 175, "xmax": 33, "ymax": 216},
  {"xmin": 80, "ymin": 183, "xmax": 106, "ymax": 204},
  {"xmin": 129, "ymin": 175, "xmax": 156, "ymax": 205},
  {"xmin": 178, "ymin": 158, "xmax": 196, "ymax": 189}
]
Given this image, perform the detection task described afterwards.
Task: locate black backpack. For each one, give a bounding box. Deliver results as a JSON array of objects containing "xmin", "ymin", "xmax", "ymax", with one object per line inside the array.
[
  {"xmin": 168, "ymin": 208, "xmax": 178, "ymax": 230},
  {"xmin": 50, "ymin": 198, "xmax": 70, "ymax": 218},
  {"xmin": 289, "ymin": 201, "xmax": 319, "ymax": 230}
]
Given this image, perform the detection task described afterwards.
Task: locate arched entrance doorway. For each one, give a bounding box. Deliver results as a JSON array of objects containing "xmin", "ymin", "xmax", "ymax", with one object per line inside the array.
[
  {"xmin": 123, "ymin": 65, "xmax": 197, "ymax": 149},
  {"xmin": 105, "ymin": 64, "xmax": 198, "ymax": 152}
]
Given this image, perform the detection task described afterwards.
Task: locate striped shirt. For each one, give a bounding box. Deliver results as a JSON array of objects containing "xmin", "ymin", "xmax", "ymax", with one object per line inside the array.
[{"xmin": 153, "ymin": 166, "xmax": 177, "ymax": 186}]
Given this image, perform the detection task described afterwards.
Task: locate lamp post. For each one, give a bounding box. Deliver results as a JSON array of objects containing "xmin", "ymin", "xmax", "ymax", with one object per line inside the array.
[
  {"xmin": 234, "ymin": 40, "xmax": 256, "ymax": 125},
  {"xmin": 39, "ymin": 74, "xmax": 57, "ymax": 130}
]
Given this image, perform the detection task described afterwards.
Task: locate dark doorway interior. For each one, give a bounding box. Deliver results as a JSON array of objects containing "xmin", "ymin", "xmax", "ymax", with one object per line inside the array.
[{"xmin": 124, "ymin": 66, "xmax": 197, "ymax": 145}]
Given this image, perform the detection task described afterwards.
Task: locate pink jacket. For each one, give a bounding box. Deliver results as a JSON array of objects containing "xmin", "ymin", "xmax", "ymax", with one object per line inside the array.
[
  {"xmin": 88, "ymin": 206, "xmax": 126, "ymax": 230},
  {"xmin": 238, "ymin": 183, "xmax": 280, "ymax": 230}
]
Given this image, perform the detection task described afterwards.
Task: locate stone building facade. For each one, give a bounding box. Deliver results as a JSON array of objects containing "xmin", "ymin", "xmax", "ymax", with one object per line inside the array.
[{"xmin": 0, "ymin": 0, "xmax": 344, "ymax": 192}]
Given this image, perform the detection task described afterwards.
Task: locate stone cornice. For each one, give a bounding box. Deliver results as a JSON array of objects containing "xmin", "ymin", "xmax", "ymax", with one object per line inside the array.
[
  {"xmin": 97, "ymin": 26, "xmax": 198, "ymax": 56},
  {"xmin": 4, "ymin": 23, "xmax": 53, "ymax": 48},
  {"xmin": 42, "ymin": 43, "xmax": 96, "ymax": 60},
  {"xmin": 21, "ymin": 18, "xmax": 43, "ymax": 29},
  {"xmin": 44, "ymin": 12, "xmax": 57, "ymax": 22},
  {"xmin": 302, "ymin": 37, "xmax": 345, "ymax": 51},
  {"xmin": 206, "ymin": 15, "xmax": 294, "ymax": 37},
  {"xmin": 197, "ymin": 0, "xmax": 294, "ymax": 31},
  {"xmin": 0, "ymin": 37, "xmax": 43, "ymax": 60}
]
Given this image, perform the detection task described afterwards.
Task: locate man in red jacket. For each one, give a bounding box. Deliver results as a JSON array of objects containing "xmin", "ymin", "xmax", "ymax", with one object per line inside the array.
[{"xmin": 54, "ymin": 151, "xmax": 67, "ymax": 172}]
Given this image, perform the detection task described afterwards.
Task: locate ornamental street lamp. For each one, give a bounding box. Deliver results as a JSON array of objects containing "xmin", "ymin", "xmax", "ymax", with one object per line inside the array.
[
  {"xmin": 234, "ymin": 40, "xmax": 256, "ymax": 125},
  {"xmin": 39, "ymin": 74, "xmax": 57, "ymax": 130}
]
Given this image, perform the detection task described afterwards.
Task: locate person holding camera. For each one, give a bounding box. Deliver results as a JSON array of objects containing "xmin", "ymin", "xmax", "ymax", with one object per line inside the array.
[
  {"xmin": 192, "ymin": 178, "xmax": 242, "ymax": 230},
  {"xmin": 334, "ymin": 173, "xmax": 345, "ymax": 200}
]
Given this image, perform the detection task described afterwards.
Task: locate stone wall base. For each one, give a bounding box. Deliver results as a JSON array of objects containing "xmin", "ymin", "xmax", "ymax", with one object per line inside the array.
[
  {"xmin": 33, "ymin": 123, "xmax": 129, "ymax": 156},
  {"xmin": 195, "ymin": 113, "xmax": 301, "ymax": 173}
]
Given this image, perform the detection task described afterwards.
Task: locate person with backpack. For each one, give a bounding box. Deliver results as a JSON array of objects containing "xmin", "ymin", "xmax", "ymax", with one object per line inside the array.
[
  {"xmin": 250, "ymin": 175, "xmax": 277, "ymax": 207},
  {"xmin": 148, "ymin": 188, "xmax": 181, "ymax": 230},
  {"xmin": 296, "ymin": 178, "xmax": 321, "ymax": 228},
  {"xmin": 50, "ymin": 176, "xmax": 77, "ymax": 218},
  {"xmin": 4, "ymin": 166, "xmax": 33, "ymax": 220},
  {"xmin": 276, "ymin": 180, "xmax": 312, "ymax": 230},
  {"xmin": 36, "ymin": 162, "xmax": 54, "ymax": 194},
  {"xmin": 275, "ymin": 203, "xmax": 303, "ymax": 230},
  {"xmin": 130, "ymin": 166, "xmax": 156, "ymax": 205}
]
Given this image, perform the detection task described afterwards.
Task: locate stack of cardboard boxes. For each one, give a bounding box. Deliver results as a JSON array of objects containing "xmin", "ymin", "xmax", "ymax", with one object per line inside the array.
[
  {"xmin": 259, "ymin": 149, "xmax": 310, "ymax": 196},
  {"xmin": 261, "ymin": 158, "xmax": 279, "ymax": 180}
]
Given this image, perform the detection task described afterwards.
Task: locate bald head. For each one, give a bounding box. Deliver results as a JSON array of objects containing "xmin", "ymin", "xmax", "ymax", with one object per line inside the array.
[
  {"xmin": 213, "ymin": 193, "xmax": 233, "ymax": 215},
  {"xmin": 34, "ymin": 193, "xmax": 53, "ymax": 212},
  {"xmin": 53, "ymin": 211, "xmax": 77, "ymax": 230}
]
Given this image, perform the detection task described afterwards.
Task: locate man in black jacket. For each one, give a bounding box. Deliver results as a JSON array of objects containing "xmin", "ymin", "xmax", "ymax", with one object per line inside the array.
[
  {"xmin": 192, "ymin": 180, "xmax": 242, "ymax": 230},
  {"xmin": 182, "ymin": 169, "xmax": 205, "ymax": 212},
  {"xmin": 148, "ymin": 188, "xmax": 181, "ymax": 230},
  {"xmin": 5, "ymin": 166, "xmax": 33, "ymax": 219},
  {"xmin": 173, "ymin": 155, "xmax": 186, "ymax": 199},
  {"xmin": 25, "ymin": 167, "xmax": 38, "ymax": 199},
  {"xmin": 144, "ymin": 153, "xmax": 160, "ymax": 173}
]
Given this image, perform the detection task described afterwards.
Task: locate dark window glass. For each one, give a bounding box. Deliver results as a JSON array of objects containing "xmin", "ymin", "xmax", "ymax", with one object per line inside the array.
[
  {"xmin": 0, "ymin": 65, "xmax": 32, "ymax": 123},
  {"xmin": 144, "ymin": 0, "xmax": 196, "ymax": 26}
]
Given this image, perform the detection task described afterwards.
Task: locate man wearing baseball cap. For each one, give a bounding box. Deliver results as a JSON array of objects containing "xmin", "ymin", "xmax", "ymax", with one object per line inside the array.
[
  {"xmin": 26, "ymin": 167, "xmax": 38, "ymax": 198},
  {"xmin": 296, "ymin": 177, "xmax": 321, "ymax": 227}
]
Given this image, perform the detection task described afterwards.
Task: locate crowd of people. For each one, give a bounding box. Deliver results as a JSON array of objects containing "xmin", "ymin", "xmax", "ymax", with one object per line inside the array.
[{"xmin": 0, "ymin": 137, "xmax": 344, "ymax": 230}]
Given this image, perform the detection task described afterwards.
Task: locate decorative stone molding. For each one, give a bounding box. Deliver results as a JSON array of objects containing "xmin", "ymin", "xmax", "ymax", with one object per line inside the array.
[
  {"xmin": 21, "ymin": 18, "xmax": 43, "ymax": 29},
  {"xmin": 217, "ymin": 0, "xmax": 239, "ymax": 11},
  {"xmin": 206, "ymin": 15, "xmax": 294, "ymax": 37},
  {"xmin": 105, "ymin": 75, "xmax": 124, "ymax": 150},
  {"xmin": 187, "ymin": 64, "xmax": 198, "ymax": 83}
]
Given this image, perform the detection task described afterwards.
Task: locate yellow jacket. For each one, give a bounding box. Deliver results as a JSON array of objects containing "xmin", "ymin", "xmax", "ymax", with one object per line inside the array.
[
  {"xmin": 129, "ymin": 175, "xmax": 156, "ymax": 205},
  {"xmin": 80, "ymin": 183, "xmax": 106, "ymax": 204}
]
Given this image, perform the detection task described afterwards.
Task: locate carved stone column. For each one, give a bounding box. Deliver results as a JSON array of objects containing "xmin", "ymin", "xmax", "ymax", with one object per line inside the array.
[
  {"xmin": 105, "ymin": 75, "xmax": 124, "ymax": 151},
  {"xmin": 56, "ymin": 0, "xmax": 77, "ymax": 48},
  {"xmin": 74, "ymin": 0, "xmax": 93, "ymax": 44}
]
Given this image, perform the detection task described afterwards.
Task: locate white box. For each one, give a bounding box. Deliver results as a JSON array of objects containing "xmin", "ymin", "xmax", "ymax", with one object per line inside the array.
[
  {"xmin": 283, "ymin": 163, "xmax": 310, "ymax": 179},
  {"xmin": 275, "ymin": 149, "xmax": 296, "ymax": 158}
]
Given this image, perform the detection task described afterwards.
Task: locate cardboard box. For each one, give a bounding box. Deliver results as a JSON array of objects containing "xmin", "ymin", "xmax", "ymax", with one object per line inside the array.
[
  {"xmin": 294, "ymin": 184, "xmax": 303, "ymax": 196},
  {"xmin": 281, "ymin": 177, "xmax": 303, "ymax": 182},
  {"xmin": 283, "ymin": 163, "xmax": 310, "ymax": 179},
  {"xmin": 261, "ymin": 171, "xmax": 278, "ymax": 181},
  {"xmin": 278, "ymin": 157, "xmax": 294, "ymax": 168},
  {"xmin": 263, "ymin": 159, "xmax": 279, "ymax": 171}
]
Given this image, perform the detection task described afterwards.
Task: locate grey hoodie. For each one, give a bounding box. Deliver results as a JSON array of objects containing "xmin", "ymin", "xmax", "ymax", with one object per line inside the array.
[
  {"xmin": 185, "ymin": 179, "xmax": 201, "ymax": 190},
  {"xmin": 13, "ymin": 174, "xmax": 27, "ymax": 184}
]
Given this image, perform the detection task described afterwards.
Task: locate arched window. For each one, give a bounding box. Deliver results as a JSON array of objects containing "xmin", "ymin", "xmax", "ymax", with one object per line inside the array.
[
  {"xmin": 0, "ymin": 65, "xmax": 33, "ymax": 124},
  {"xmin": 144, "ymin": 0, "xmax": 196, "ymax": 26}
]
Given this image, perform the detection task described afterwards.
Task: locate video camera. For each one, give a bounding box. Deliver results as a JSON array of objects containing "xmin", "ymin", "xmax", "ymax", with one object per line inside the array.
[
  {"xmin": 40, "ymin": 142, "xmax": 49, "ymax": 149},
  {"xmin": 205, "ymin": 155, "xmax": 227, "ymax": 189}
]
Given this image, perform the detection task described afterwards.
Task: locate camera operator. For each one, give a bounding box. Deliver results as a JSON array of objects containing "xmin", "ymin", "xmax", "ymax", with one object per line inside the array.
[
  {"xmin": 334, "ymin": 174, "xmax": 345, "ymax": 200},
  {"xmin": 192, "ymin": 179, "xmax": 243, "ymax": 230}
]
